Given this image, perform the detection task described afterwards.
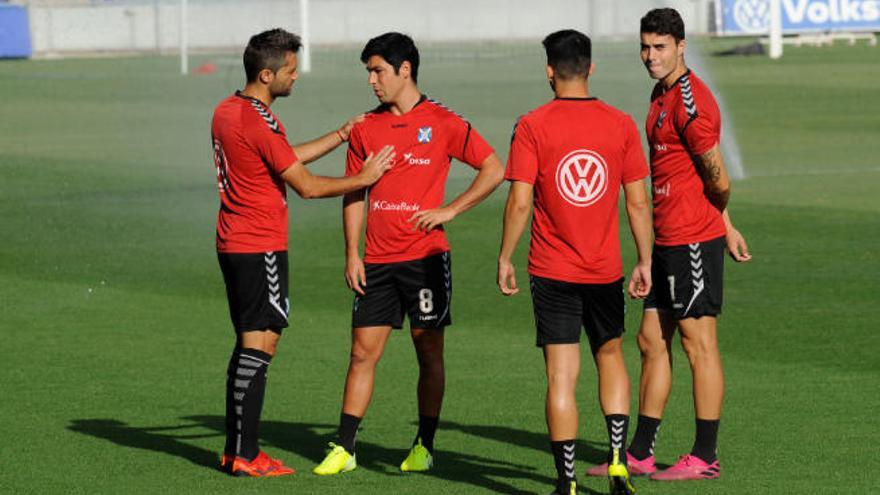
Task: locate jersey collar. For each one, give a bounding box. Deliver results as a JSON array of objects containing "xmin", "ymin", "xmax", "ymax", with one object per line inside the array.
[
  {"xmin": 554, "ymin": 96, "xmax": 598, "ymax": 101},
  {"xmin": 375, "ymin": 94, "xmax": 428, "ymax": 117},
  {"xmin": 665, "ymin": 69, "xmax": 693, "ymax": 91},
  {"xmin": 234, "ymin": 90, "xmax": 270, "ymax": 110}
]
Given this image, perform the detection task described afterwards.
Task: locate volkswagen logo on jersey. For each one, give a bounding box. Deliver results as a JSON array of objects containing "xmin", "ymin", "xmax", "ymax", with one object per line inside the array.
[
  {"xmin": 555, "ymin": 149, "xmax": 609, "ymax": 207},
  {"xmin": 418, "ymin": 126, "xmax": 432, "ymax": 143},
  {"xmin": 732, "ymin": 0, "xmax": 770, "ymax": 33}
]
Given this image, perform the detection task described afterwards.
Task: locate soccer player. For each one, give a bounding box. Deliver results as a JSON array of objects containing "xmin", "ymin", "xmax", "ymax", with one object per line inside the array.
[
  {"xmin": 497, "ymin": 30, "xmax": 653, "ymax": 495},
  {"xmin": 586, "ymin": 8, "xmax": 752, "ymax": 481},
  {"xmin": 211, "ymin": 28, "xmax": 394, "ymax": 477},
  {"xmin": 313, "ymin": 32, "xmax": 504, "ymax": 476}
]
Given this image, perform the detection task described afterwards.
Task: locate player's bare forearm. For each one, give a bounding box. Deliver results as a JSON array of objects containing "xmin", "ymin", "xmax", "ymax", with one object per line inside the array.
[
  {"xmin": 283, "ymin": 146, "xmax": 393, "ymax": 198},
  {"xmin": 445, "ymin": 154, "xmax": 505, "ymax": 217},
  {"xmin": 695, "ymin": 144, "xmax": 730, "ymax": 212},
  {"xmin": 293, "ymin": 115, "xmax": 364, "ymax": 164},
  {"xmin": 498, "ymin": 181, "xmax": 532, "ymax": 263},
  {"xmin": 343, "ymin": 191, "xmax": 366, "ymax": 257},
  {"xmin": 722, "ymin": 209, "xmax": 735, "ymax": 229},
  {"xmin": 409, "ymin": 154, "xmax": 503, "ymax": 231},
  {"xmin": 343, "ymin": 192, "xmax": 368, "ymax": 293},
  {"xmin": 497, "ymin": 181, "xmax": 532, "ymax": 295},
  {"xmin": 292, "ymin": 130, "xmax": 345, "ymax": 165},
  {"xmin": 282, "ymin": 165, "xmax": 367, "ymax": 199},
  {"xmin": 721, "ymin": 208, "xmax": 752, "ymax": 262},
  {"xmin": 623, "ymin": 179, "xmax": 653, "ymax": 264}
]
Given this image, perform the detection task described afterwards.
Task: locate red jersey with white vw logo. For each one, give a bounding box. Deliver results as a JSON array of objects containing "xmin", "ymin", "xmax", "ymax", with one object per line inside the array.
[
  {"xmin": 506, "ymin": 98, "xmax": 649, "ymax": 284},
  {"xmin": 646, "ymin": 70, "xmax": 726, "ymax": 246},
  {"xmin": 211, "ymin": 92, "xmax": 299, "ymax": 253},
  {"xmin": 346, "ymin": 96, "xmax": 494, "ymax": 263}
]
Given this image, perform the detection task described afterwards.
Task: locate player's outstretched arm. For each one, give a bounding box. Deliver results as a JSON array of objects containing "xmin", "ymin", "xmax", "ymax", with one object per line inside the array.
[
  {"xmin": 722, "ymin": 209, "xmax": 752, "ymax": 262},
  {"xmin": 343, "ymin": 190, "xmax": 368, "ymax": 295},
  {"xmin": 292, "ymin": 114, "xmax": 365, "ymax": 165},
  {"xmin": 281, "ymin": 145, "xmax": 394, "ymax": 199},
  {"xmin": 497, "ymin": 181, "xmax": 533, "ymax": 296},
  {"xmin": 694, "ymin": 143, "xmax": 731, "ymax": 212},
  {"xmin": 408, "ymin": 153, "xmax": 505, "ymax": 231},
  {"xmin": 624, "ymin": 178, "xmax": 653, "ymax": 299}
]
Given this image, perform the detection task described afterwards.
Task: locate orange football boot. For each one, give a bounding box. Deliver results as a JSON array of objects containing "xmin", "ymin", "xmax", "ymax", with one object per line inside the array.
[{"xmin": 220, "ymin": 451, "xmax": 295, "ymax": 477}]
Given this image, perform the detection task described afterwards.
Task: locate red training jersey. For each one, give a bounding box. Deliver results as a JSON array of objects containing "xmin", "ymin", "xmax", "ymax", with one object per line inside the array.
[
  {"xmin": 506, "ymin": 98, "xmax": 649, "ymax": 284},
  {"xmin": 211, "ymin": 92, "xmax": 299, "ymax": 253},
  {"xmin": 346, "ymin": 96, "xmax": 494, "ymax": 264},
  {"xmin": 645, "ymin": 70, "xmax": 726, "ymax": 246}
]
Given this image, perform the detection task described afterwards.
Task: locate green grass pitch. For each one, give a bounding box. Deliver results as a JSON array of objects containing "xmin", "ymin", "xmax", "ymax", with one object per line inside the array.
[{"xmin": 1, "ymin": 37, "xmax": 878, "ymax": 494}]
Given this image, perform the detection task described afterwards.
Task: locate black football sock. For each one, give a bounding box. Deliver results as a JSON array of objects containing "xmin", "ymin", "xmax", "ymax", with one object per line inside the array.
[
  {"xmin": 228, "ymin": 348, "xmax": 273, "ymax": 461},
  {"xmin": 550, "ymin": 439, "xmax": 576, "ymax": 491},
  {"xmin": 337, "ymin": 413, "xmax": 362, "ymax": 454},
  {"xmin": 223, "ymin": 346, "xmax": 242, "ymax": 457},
  {"xmin": 605, "ymin": 414, "xmax": 630, "ymax": 466},
  {"xmin": 628, "ymin": 415, "xmax": 661, "ymax": 461},
  {"xmin": 415, "ymin": 415, "xmax": 439, "ymax": 453},
  {"xmin": 691, "ymin": 418, "xmax": 720, "ymax": 463}
]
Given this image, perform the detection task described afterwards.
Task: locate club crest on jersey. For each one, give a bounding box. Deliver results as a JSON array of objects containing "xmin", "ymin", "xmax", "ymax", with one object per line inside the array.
[
  {"xmin": 555, "ymin": 149, "xmax": 608, "ymax": 208},
  {"xmin": 417, "ymin": 126, "xmax": 432, "ymax": 143},
  {"xmin": 656, "ymin": 110, "xmax": 668, "ymax": 129}
]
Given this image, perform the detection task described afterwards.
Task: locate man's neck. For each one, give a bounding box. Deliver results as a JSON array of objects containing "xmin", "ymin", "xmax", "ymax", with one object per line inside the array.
[
  {"xmin": 553, "ymin": 79, "xmax": 590, "ymax": 99},
  {"xmin": 661, "ymin": 63, "xmax": 689, "ymax": 91},
  {"xmin": 389, "ymin": 86, "xmax": 422, "ymax": 116},
  {"xmin": 241, "ymin": 84, "xmax": 273, "ymax": 107}
]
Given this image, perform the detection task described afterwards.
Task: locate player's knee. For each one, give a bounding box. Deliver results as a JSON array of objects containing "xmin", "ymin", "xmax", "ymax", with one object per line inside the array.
[
  {"xmin": 350, "ymin": 346, "xmax": 382, "ymax": 367},
  {"xmin": 638, "ymin": 331, "xmax": 668, "ymax": 357},
  {"xmin": 681, "ymin": 335, "xmax": 719, "ymax": 362},
  {"xmin": 546, "ymin": 369, "xmax": 578, "ymax": 391},
  {"xmin": 416, "ymin": 350, "xmax": 444, "ymax": 372},
  {"xmin": 594, "ymin": 337, "xmax": 622, "ymax": 357}
]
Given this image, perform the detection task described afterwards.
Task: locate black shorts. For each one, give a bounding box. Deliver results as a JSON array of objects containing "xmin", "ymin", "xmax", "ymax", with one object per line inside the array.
[
  {"xmin": 352, "ymin": 251, "xmax": 451, "ymax": 330},
  {"xmin": 529, "ymin": 275, "xmax": 625, "ymax": 350},
  {"xmin": 644, "ymin": 236, "xmax": 724, "ymax": 319},
  {"xmin": 218, "ymin": 251, "xmax": 289, "ymax": 333}
]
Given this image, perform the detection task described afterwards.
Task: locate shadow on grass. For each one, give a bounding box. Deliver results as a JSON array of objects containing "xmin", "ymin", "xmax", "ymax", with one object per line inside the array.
[
  {"xmin": 186, "ymin": 415, "xmax": 574, "ymax": 495},
  {"xmin": 68, "ymin": 415, "xmax": 605, "ymax": 494},
  {"xmin": 441, "ymin": 420, "xmax": 610, "ymax": 466},
  {"xmin": 67, "ymin": 418, "xmax": 222, "ymax": 471}
]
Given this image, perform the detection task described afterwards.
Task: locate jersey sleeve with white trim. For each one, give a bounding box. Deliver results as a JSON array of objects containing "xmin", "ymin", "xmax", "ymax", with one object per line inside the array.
[
  {"xmin": 445, "ymin": 111, "xmax": 493, "ymax": 168},
  {"xmin": 674, "ymin": 74, "xmax": 721, "ymax": 156},
  {"xmin": 505, "ymin": 116, "xmax": 539, "ymax": 184}
]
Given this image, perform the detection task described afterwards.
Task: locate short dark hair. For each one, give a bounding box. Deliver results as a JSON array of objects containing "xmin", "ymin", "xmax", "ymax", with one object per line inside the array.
[
  {"xmin": 360, "ymin": 32, "xmax": 420, "ymax": 83},
  {"xmin": 640, "ymin": 8, "xmax": 686, "ymax": 43},
  {"xmin": 542, "ymin": 30, "xmax": 592, "ymax": 80},
  {"xmin": 243, "ymin": 28, "xmax": 301, "ymax": 82}
]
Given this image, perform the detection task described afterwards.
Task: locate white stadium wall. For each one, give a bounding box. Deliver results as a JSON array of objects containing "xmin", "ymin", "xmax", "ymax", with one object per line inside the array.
[{"xmin": 26, "ymin": 0, "xmax": 713, "ymax": 55}]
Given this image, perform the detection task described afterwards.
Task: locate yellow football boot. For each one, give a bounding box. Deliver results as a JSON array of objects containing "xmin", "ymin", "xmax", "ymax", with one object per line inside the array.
[
  {"xmin": 400, "ymin": 439, "xmax": 433, "ymax": 472},
  {"xmin": 313, "ymin": 443, "xmax": 357, "ymax": 476}
]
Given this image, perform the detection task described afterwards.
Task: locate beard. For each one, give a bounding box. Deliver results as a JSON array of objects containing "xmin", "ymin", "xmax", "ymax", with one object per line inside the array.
[{"xmin": 272, "ymin": 83, "xmax": 293, "ymax": 98}]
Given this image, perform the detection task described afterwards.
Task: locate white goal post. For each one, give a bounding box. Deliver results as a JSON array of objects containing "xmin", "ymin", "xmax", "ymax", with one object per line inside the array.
[
  {"xmin": 180, "ymin": 0, "xmax": 188, "ymax": 74},
  {"xmin": 769, "ymin": 0, "xmax": 783, "ymax": 59}
]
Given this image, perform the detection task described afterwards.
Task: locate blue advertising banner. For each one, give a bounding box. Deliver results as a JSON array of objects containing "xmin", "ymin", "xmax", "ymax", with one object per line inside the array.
[
  {"xmin": 0, "ymin": 5, "xmax": 32, "ymax": 58},
  {"xmin": 718, "ymin": 0, "xmax": 880, "ymax": 34}
]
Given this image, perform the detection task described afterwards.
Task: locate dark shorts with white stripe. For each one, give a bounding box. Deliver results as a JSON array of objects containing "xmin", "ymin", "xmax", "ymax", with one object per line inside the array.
[
  {"xmin": 644, "ymin": 236, "xmax": 725, "ymax": 319},
  {"xmin": 218, "ymin": 251, "xmax": 289, "ymax": 334},
  {"xmin": 352, "ymin": 251, "xmax": 451, "ymax": 330}
]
